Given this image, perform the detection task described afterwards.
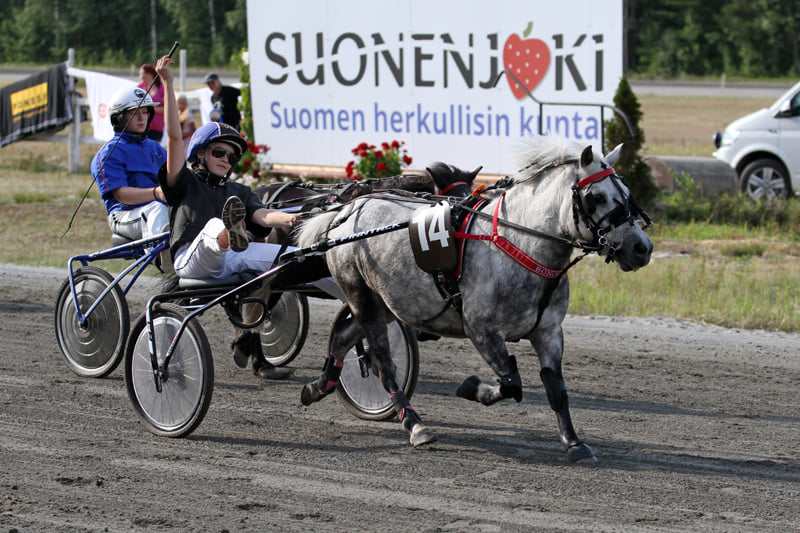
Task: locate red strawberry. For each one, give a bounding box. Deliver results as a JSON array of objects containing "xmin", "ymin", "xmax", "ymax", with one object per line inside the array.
[{"xmin": 503, "ymin": 24, "xmax": 550, "ymax": 99}]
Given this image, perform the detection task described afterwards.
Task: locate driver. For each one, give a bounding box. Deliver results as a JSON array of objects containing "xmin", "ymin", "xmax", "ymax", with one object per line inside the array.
[
  {"xmin": 91, "ymin": 87, "xmax": 169, "ymax": 242},
  {"xmin": 154, "ymin": 55, "xmax": 340, "ymax": 379}
]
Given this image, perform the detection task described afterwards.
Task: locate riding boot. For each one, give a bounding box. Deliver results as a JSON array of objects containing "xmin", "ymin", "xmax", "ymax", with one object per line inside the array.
[
  {"xmin": 250, "ymin": 333, "xmax": 293, "ymax": 380},
  {"xmin": 300, "ymin": 353, "xmax": 343, "ymax": 405}
]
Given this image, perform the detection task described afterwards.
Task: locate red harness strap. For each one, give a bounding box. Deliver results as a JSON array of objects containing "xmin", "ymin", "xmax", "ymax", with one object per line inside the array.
[
  {"xmin": 438, "ymin": 181, "xmax": 468, "ymax": 195},
  {"xmin": 576, "ymin": 167, "xmax": 615, "ymax": 189},
  {"xmin": 453, "ymin": 193, "xmax": 564, "ymax": 279}
]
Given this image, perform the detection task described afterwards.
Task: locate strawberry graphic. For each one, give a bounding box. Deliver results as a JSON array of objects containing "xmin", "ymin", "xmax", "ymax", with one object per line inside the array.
[{"xmin": 504, "ymin": 22, "xmax": 550, "ymax": 99}]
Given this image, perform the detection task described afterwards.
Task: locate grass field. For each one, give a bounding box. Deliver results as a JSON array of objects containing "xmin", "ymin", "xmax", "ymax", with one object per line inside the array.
[{"xmin": 1, "ymin": 93, "xmax": 798, "ymax": 331}]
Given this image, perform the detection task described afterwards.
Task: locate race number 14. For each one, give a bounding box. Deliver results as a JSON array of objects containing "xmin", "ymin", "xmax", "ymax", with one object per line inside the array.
[{"xmin": 412, "ymin": 204, "xmax": 450, "ymax": 251}]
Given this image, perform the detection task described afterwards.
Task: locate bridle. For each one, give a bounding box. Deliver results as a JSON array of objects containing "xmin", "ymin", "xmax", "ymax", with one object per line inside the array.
[
  {"xmin": 570, "ymin": 164, "xmax": 652, "ymax": 260},
  {"xmin": 456, "ymin": 160, "xmax": 651, "ymax": 264}
]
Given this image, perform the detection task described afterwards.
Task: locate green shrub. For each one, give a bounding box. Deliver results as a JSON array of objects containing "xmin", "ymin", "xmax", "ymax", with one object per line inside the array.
[{"xmin": 654, "ymin": 171, "xmax": 800, "ymax": 230}]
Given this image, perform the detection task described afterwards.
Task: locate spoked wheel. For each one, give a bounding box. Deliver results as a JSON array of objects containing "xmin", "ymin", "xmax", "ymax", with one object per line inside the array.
[
  {"xmin": 54, "ymin": 266, "xmax": 129, "ymax": 378},
  {"xmin": 260, "ymin": 291, "xmax": 309, "ymax": 367},
  {"xmin": 331, "ymin": 305, "xmax": 419, "ymax": 421},
  {"xmin": 124, "ymin": 303, "xmax": 213, "ymax": 438}
]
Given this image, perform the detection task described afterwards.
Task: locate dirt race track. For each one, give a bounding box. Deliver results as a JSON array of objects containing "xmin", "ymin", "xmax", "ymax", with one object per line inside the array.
[{"xmin": 1, "ymin": 262, "xmax": 798, "ymax": 532}]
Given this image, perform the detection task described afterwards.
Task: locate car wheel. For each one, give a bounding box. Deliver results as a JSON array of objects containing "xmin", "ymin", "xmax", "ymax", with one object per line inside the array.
[{"xmin": 740, "ymin": 158, "xmax": 790, "ymax": 201}]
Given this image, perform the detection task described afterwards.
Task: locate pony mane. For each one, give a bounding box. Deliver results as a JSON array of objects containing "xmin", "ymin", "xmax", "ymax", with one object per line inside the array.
[{"xmin": 511, "ymin": 136, "xmax": 585, "ymax": 182}]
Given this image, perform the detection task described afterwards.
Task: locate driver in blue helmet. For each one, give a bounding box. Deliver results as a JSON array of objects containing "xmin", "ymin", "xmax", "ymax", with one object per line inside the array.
[{"xmin": 154, "ymin": 55, "xmax": 340, "ymax": 380}]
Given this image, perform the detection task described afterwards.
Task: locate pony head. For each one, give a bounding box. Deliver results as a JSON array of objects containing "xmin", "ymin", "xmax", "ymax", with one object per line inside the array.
[
  {"xmin": 426, "ymin": 162, "xmax": 481, "ymax": 196},
  {"xmin": 571, "ymin": 143, "xmax": 653, "ymax": 271},
  {"xmin": 513, "ymin": 137, "xmax": 653, "ymax": 272}
]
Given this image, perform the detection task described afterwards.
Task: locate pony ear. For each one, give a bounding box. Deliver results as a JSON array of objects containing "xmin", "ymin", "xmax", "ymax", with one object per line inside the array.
[
  {"xmin": 580, "ymin": 145, "xmax": 594, "ymax": 168},
  {"xmin": 605, "ymin": 143, "xmax": 624, "ymax": 166},
  {"xmin": 467, "ymin": 166, "xmax": 483, "ymax": 182}
]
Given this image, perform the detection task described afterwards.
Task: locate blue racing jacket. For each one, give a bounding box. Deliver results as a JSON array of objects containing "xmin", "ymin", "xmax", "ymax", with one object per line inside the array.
[{"xmin": 90, "ymin": 132, "xmax": 167, "ymax": 214}]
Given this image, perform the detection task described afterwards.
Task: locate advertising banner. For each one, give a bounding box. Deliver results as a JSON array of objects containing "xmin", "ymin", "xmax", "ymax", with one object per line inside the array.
[
  {"xmin": 68, "ymin": 68, "xmax": 137, "ymax": 142},
  {"xmin": 0, "ymin": 63, "xmax": 73, "ymax": 147},
  {"xmin": 246, "ymin": 0, "xmax": 622, "ymax": 174}
]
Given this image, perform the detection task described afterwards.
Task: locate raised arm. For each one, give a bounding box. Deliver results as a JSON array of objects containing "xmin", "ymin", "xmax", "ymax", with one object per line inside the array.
[{"xmin": 155, "ymin": 56, "xmax": 184, "ymax": 186}]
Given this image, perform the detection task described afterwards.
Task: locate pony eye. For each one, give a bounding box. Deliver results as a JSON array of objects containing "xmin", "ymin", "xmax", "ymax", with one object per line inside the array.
[
  {"xmin": 583, "ymin": 193, "xmax": 605, "ymax": 214},
  {"xmin": 593, "ymin": 194, "xmax": 607, "ymax": 205}
]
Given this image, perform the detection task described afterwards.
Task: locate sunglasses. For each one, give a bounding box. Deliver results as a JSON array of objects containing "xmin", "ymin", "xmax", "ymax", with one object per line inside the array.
[{"xmin": 208, "ymin": 146, "xmax": 238, "ymax": 165}]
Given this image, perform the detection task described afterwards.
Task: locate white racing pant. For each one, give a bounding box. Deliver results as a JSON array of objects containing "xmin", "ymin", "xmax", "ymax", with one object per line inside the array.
[
  {"xmin": 108, "ymin": 201, "xmax": 170, "ymax": 241},
  {"xmin": 173, "ymin": 217, "xmax": 343, "ymax": 301}
]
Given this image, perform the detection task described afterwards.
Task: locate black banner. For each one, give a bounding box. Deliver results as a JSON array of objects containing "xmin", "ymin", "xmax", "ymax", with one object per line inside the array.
[{"xmin": 0, "ymin": 63, "xmax": 72, "ymax": 147}]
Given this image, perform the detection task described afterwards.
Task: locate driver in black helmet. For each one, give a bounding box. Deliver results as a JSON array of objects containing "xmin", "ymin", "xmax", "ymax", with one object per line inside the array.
[{"xmin": 155, "ymin": 55, "xmax": 339, "ymax": 380}]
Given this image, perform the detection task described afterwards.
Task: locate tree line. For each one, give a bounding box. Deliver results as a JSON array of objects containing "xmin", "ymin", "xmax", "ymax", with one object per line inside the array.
[{"xmin": 1, "ymin": 0, "xmax": 798, "ymax": 79}]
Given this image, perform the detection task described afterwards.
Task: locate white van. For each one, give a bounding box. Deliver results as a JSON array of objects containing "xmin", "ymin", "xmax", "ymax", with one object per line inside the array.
[{"xmin": 713, "ymin": 80, "xmax": 800, "ymax": 201}]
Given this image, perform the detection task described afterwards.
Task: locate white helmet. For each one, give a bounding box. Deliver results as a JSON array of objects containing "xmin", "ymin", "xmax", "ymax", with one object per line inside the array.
[{"xmin": 109, "ymin": 86, "xmax": 156, "ymax": 132}]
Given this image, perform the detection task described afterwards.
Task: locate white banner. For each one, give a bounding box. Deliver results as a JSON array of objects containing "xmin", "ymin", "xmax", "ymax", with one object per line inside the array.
[
  {"xmin": 246, "ymin": 0, "xmax": 623, "ymax": 175},
  {"xmin": 70, "ymin": 68, "xmax": 136, "ymax": 141}
]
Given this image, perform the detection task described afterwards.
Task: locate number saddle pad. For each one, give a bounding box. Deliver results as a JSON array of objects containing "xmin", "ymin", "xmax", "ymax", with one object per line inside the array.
[{"xmin": 408, "ymin": 201, "xmax": 458, "ymax": 273}]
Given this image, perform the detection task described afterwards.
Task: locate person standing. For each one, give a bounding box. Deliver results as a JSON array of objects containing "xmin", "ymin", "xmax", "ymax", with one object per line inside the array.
[
  {"xmin": 177, "ymin": 93, "xmax": 196, "ymax": 152},
  {"xmin": 138, "ymin": 63, "xmax": 165, "ymax": 142},
  {"xmin": 204, "ymin": 72, "xmax": 241, "ymax": 130},
  {"xmin": 91, "ymin": 86, "xmax": 169, "ymax": 242}
]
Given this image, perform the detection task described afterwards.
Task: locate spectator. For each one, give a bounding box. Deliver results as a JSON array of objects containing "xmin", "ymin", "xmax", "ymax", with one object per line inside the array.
[
  {"xmin": 158, "ymin": 56, "xmax": 339, "ymax": 379},
  {"xmin": 90, "ymin": 86, "xmax": 169, "ymax": 242},
  {"xmin": 138, "ymin": 63, "xmax": 165, "ymax": 142},
  {"xmin": 204, "ymin": 72, "xmax": 241, "ymax": 130},
  {"xmin": 177, "ymin": 93, "xmax": 196, "ymax": 152}
]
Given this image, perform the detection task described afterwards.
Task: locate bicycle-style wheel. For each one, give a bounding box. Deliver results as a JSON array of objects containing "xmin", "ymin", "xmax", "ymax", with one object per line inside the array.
[
  {"xmin": 260, "ymin": 291, "xmax": 309, "ymax": 367},
  {"xmin": 54, "ymin": 266, "xmax": 129, "ymax": 378},
  {"xmin": 331, "ymin": 306, "xmax": 419, "ymax": 421},
  {"xmin": 124, "ymin": 303, "xmax": 213, "ymax": 438}
]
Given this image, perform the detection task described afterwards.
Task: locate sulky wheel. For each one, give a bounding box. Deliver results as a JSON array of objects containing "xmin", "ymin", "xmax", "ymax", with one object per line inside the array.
[
  {"xmin": 54, "ymin": 266, "xmax": 129, "ymax": 378},
  {"xmin": 331, "ymin": 305, "xmax": 419, "ymax": 421},
  {"xmin": 124, "ymin": 302, "xmax": 213, "ymax": 438}
]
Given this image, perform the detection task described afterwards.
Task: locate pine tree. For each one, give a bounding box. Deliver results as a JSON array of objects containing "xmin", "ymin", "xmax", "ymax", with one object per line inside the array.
[{"xmin": 604, "ymin": 76, "xmax": 659, "ymax": 207}]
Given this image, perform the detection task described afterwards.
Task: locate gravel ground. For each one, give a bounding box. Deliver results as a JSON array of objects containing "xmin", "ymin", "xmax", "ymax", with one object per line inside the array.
[{"xmin": 1, "ymin": 262, "xmax": 798, "ymax": 532}]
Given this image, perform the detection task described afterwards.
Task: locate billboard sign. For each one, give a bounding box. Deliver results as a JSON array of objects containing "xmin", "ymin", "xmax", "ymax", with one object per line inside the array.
[{"xmin": 246, "ymin": 0, "xmax": 623, "ymax": 174}]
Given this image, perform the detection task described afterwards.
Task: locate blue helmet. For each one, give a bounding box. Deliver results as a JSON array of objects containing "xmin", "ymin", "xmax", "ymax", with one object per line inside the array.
[{"xmin": 186, "ymin": 122, "xmax": 248, "ymax": 165}]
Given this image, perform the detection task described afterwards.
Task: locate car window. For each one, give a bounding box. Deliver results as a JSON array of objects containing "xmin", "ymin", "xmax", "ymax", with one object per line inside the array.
[{"xmin": 791, "ymin": 92, "xmax": 800, "ymax": 116}]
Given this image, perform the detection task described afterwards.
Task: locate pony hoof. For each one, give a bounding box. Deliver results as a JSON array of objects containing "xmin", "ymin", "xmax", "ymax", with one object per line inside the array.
[
  {"xmin": 409, "ymin": 425, "xmax": 436, "ymax": 447},
  {"xmin": 300, "ymin": 383, "xmax": 331, "ymax": 406},
  {"xmin": 567, "ymin": 442, "xmax": 597, "ymax": 463},
  {"xmin": 456, "ymin": 375, "xmax": 482, "ymax": 401}
]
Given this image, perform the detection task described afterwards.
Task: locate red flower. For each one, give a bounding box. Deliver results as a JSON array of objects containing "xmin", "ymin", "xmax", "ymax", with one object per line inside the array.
[
  {"xmin": 253, "ymin": 169, "xmax": 261, "ymax": 178},
  {"xmin": 391, "ymin": 140, "xmax": 400, "ymax": 149},
  {"xmin": 381, "ymin": 142, "xmax": 390, "ymax": 150},
  {"xmin": 376, "ymin": 162, "xmax": 387, "ymax": 172},
  {"xmin": 403, "ymin": 155, "xmax": 412, "ymax": 165},
  {"xmin": 243, "ymin": 159, "xmax": 252, "ymax": 167},
  {"xmin": 359, "ymin": 150, "xmax": 368, "ymax": 158},
  {"xmin": 374, "ymin": 150, "xmax": 383, "ymax": 159}
]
